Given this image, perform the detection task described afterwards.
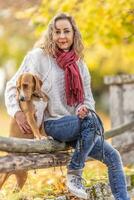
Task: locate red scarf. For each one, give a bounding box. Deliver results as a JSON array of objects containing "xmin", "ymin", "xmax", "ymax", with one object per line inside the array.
[{"xmin": 55, "ymin": 49, "xmax": 84, "ymax": 106}]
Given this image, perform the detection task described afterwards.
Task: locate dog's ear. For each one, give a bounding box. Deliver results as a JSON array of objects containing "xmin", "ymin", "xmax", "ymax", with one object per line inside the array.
[
  {"xmin": 33, "ymin": 75, "xmax": 42, "ymax": 97},
  {"xmin": 16, "ymin": 74, "xmax": 23, "ymax": 100},
  {"xmin": 16, "ymin": 74, "xmax": 23, "ymax": 89},
  {"xmin": 33, "ymin": 75, "xmax": 49, "ymax": 101}
]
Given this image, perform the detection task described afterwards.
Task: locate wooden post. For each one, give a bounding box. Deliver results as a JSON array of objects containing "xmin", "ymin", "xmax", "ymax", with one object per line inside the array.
[{"xmin": 104, "ymin": 74, "xmax": 134, "ymax": 165}]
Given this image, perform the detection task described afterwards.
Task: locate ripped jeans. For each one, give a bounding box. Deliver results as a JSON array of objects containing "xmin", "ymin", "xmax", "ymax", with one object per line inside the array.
[{"xmin": 44, "ymin": 114, "xmax": 130, "ymax": 200}]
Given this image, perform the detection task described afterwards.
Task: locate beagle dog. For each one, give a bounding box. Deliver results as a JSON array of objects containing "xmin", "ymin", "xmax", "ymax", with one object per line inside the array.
[{"xmin": 0, "ymin": 73, "xmax": 51, "ymax": 191}]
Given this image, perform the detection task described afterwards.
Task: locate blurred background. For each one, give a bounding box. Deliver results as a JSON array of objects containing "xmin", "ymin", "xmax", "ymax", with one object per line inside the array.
[
  {"xmin": 0, "ymin": 0, "xmax": 134, "ymax": 111},
  {"xmin": 0, "ymin": 1, "xmax": 134, "ymax": 199}
]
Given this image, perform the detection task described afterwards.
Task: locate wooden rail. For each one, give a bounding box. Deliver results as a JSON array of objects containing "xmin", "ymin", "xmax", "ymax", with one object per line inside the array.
[{"xmin": 0, "ymin": 119, "xmax": 134, "ymax": 173}]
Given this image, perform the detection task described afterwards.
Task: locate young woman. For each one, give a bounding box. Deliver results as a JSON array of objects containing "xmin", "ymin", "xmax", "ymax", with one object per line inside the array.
[{"xmin": 5, "ymin": 13, "xmax": 130, "ymax": 199}]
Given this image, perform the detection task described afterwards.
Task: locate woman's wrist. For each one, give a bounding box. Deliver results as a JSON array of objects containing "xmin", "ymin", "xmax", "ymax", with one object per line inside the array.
[{"xmin": 14, "ymin": 111, "xmax": 23, "ymax": 119}]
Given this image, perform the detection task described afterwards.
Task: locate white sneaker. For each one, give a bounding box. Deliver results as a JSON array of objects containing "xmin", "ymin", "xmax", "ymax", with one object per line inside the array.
[{"xmin": 66, "ymin": 174, "xmax": 88, "ymax": 199}]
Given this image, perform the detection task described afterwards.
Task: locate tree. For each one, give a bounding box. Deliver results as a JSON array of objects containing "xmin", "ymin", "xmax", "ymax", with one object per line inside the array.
[
  {"xmin": 18, "ymin": 0, "xmax": 134, "ymax": 93},
  {"xmin": 0, "ymin": 0, "xmax": 134, "ymax": 101}
]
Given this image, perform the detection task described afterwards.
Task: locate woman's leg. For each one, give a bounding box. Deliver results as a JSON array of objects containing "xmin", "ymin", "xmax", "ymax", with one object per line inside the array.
[
  {"xmin": 44, "ymin": 114, "xmax": 102, "ymax": 199},
  {"xmin": 89, "ymin": 136, "xmax": 130, "ymax": 200},
  {"xmin": 44, "ymin": 115, "xmax": 81, "ymax": 142},
  {"xmin": 68, "ymin": 114, "xmax": 102, "ymax": 170},
  {"xmin": 45, "ymin": 114, "xmax": 100, "ymax": 170}
]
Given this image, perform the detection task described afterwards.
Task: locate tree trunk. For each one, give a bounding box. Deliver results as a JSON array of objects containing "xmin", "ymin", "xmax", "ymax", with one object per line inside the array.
[
  {"xmin": 0, "ymin": 120, "xmax": 134, "ymax": 173},
  {"xmin": 0, "ymin": 152, "xmax": 71, "ymax": 173},
  {"xmin": 0, "ymin": 120, "xmax": 133, "ymax": 153},
  {"xmin": 0, "ymin": 136, "xmax": 67, "ymax": 153}
]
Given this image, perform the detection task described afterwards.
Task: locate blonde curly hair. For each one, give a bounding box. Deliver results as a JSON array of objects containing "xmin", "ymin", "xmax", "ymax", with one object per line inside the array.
[{"xmin": 34, "ymin": 13, "xmax": 84, "ymax": 58}]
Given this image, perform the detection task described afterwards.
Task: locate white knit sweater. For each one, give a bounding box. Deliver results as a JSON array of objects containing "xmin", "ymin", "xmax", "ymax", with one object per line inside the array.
[{"xmin": 5, "ymin": 48, "xmax": 95, "ymax": 121}]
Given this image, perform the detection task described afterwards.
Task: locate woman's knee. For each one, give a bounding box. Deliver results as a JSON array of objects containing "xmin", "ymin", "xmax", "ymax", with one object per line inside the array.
[
  {"xmin": 80, "ymin": 115, "xmax": 95, "ymax": 131},
  {"xmin": 81, "ymin": 114, "xmax": 103, "ymax": 134},
  {"xmin": 104, "ymin": 148, "xmax": 123, "ymax": 168}
]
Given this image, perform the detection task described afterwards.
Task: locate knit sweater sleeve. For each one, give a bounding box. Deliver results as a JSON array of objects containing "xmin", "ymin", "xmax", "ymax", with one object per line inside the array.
[
  {"xmin": 4, "ymin": 48, "xmax": 46, "ymax": 118},
  {"xmin": 76, "ymin": 61, "xmax": 95, "ymax": 113}
]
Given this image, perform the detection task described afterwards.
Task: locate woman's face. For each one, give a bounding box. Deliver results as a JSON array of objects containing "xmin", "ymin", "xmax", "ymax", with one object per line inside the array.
[{"xmin": 53, "ymin": 19, "xmax": 74, "ymax": 51}]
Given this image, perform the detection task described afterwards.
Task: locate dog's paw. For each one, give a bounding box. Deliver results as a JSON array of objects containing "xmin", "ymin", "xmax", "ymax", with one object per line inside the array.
[
  {"xmin": 48, "ymin": 136, "xmax": 54, "ymax": 140},
  {"xmin": 40, "ymin": 135, "xmax": 48, "ymax": 140},
  {"xmin": 34, "ymin": 135, "xmax": 47, "ymax": 140},
  {"xmin": 35, "ymin": 135, "xmax": 54, "ymax": 141},
  {"xmin": 34, "ymin": 137, "xmax": 40, "ymax": 140}
]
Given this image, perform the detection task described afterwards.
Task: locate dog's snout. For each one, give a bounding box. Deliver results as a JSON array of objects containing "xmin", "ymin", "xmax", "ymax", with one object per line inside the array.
[{"xmin": 19, "ymin": 96, "xmax": 25, "ymax": 101}]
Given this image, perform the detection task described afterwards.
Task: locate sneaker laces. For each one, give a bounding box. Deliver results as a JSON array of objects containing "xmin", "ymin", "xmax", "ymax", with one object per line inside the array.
[{"xmin": 70, "ymin": 175, "xmax": 87, "ymax": 190}]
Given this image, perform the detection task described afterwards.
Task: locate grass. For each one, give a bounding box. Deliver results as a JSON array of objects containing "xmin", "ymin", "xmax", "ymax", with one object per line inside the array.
[{"xmin": 0, "ymin": 106, "xmax": 133, "ymax": 199}]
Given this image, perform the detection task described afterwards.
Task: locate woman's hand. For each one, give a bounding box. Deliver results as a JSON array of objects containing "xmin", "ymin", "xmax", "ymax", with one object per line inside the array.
[
  {"xmin": 76, "ymin": 105, "xmax": 89, "ymax": 119},
  {"xmin": 15, "ymin": 111, "xmax": 32, "ymax": 134}
]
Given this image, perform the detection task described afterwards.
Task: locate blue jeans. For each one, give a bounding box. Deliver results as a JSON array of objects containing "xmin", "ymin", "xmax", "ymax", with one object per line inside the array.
[{"xmin": 44, "ymin": 114, "xmax": 130, "ymax": 200}]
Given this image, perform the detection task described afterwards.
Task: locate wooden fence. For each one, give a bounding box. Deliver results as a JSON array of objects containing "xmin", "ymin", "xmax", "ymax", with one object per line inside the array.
[{"xmin": 0, "ymin": 119, "xmax": 134, "ymax": 173}]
